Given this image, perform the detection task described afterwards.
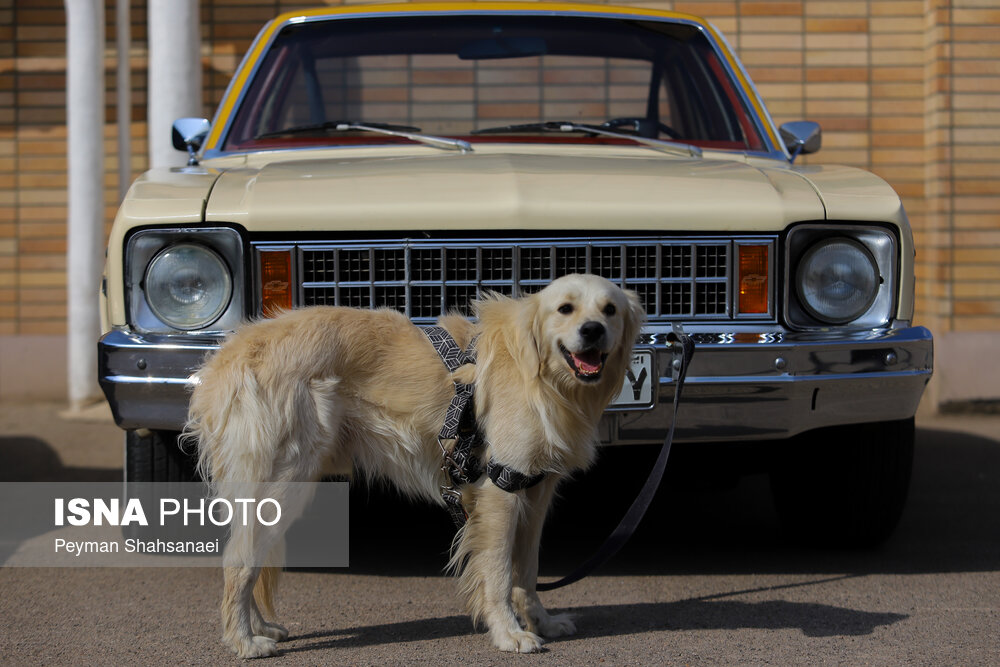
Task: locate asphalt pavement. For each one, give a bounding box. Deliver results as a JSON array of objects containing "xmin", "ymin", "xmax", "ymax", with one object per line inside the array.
[{"xmin": 0, "ymin": 401, "xmax": 998, "ymax": 665}]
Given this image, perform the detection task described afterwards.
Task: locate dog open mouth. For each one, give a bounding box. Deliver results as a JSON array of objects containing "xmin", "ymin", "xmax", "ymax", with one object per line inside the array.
[{"xmin": 560, "ymin": 344, "xmax": 608, "ymax": 382}]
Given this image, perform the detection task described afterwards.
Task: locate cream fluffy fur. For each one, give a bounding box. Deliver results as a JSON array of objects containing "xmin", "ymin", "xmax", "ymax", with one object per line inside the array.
[{"xmin": 185, "ymin": 273, "xmax": 644, "ymax": 658}]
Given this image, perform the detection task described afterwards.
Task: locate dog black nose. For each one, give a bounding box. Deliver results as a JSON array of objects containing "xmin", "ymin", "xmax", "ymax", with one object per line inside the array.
[{"xmin": 579, "ymin": 321, "xmax": 606, "ymax": 345}]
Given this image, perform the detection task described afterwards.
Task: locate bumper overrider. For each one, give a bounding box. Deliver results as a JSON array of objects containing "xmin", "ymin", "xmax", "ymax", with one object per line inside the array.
[{"xmin": 98, "ymin": 324, "xmax": 933, "ymax": 442}]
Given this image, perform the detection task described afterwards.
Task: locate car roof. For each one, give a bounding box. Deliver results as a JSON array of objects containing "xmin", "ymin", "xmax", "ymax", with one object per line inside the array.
[{"xmin": 268, "ymin": 2, "xmax": 707, "ymax": 25}]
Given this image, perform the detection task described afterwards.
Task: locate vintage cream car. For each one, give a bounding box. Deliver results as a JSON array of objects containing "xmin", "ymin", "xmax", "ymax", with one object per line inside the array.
[{"xmin": 99, "ymin": 2, "xmax": 933, "ymax": 545}]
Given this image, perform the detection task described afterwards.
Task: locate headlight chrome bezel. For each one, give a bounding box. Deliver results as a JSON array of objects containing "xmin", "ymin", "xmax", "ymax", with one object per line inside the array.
[
  {"xmin": 126, "ymin": 227, "xmax": 244, "ymax": 334},
  {"xmin": 785, "ymin": 224, "xmax": 898, "ymax": 330}
]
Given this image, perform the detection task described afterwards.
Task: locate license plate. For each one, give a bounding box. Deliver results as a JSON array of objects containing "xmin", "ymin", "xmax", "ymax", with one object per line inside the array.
[{"xmin": 609, "ymin": 348, "xmax": 657, "ymax": 410}]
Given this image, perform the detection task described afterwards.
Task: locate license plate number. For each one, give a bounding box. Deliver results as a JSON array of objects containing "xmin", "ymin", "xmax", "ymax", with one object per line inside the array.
[{"xmin": 609, "ymin": 349, "xmax": 656, "ymax": 410}]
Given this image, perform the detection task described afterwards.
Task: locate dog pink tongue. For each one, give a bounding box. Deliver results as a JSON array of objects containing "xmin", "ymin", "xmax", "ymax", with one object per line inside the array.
[{"xmin": 573, "ymin": 350, "xmax": 603, "ymax": 374}]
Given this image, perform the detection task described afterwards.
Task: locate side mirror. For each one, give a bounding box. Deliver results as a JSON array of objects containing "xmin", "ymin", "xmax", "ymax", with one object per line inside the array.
[
  {"xmin": 779, "ymin": 121, "xmax": 822, "ymax": 162},
  {"xmin": 171, "ymin": 118, "xmax": 211, "ymax": 165}
]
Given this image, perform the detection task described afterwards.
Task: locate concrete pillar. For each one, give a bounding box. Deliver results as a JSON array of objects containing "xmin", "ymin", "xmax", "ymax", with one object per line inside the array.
[
  {"xmin": 64, "ymin": 0, "xmax": 106, "ymax": 409},
  {"xmin": 147, "ymin": 0, "xmax": 202, "ymax": 168}
]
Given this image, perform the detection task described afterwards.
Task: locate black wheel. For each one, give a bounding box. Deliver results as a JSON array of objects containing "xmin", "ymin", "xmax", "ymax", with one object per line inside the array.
[
  {"xmin": 769, "ymin": 418, "xmax": 914, "ymax": 547},
  {"xmin": 124, "ymin": 429, "xmax": 199, "ymax": 483},
  {"xmin": 123, "ymin": 430, "xmax": 205, "ymax": 542}
]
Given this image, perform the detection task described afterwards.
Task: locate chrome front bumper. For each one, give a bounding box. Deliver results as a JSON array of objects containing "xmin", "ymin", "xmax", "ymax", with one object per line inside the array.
[{"xmin": 98, "ymin": 325, "xmax": 933, "ymax": 441}]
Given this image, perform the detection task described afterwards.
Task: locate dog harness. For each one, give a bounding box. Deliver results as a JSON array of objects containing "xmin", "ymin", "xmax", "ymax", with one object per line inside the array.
[
  {"xmin": 426, "ymin": 322, "xmax": 696, "ymax": 592},
  {"xmin": 422, "ymin": 326, "xmax": 545, "ymax": 527}
]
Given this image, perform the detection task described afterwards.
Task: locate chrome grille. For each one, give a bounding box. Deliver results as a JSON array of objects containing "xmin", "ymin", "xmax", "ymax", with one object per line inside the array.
[{"xmin": 255, "ymin": 237, "xmax": 774, "ymax": 322}]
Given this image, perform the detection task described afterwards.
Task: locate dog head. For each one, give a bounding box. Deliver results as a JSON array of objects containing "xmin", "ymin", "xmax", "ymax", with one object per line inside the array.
[
  {"xmin": 531, "ymin": 274, "xmax": 645, "ymax": 388},
  {"xmin": 475, "ymin": 274, "xmax": 645, "ymax": 397}
]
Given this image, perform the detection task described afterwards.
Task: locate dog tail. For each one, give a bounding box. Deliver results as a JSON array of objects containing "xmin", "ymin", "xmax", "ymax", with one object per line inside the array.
[
  {"xmin": 184, "ymin": 348, "xmax": 274, "ymax": 486},
  {"xmin": 254, "ymin": 562, "xmax": 282, "ymax": 618}
]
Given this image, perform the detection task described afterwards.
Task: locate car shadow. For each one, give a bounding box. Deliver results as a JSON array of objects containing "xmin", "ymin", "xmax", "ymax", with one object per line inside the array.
[
  {"xmin": 3, "ymin": 422, "xmax": 996, "ymax": 579},
  {"xmin": 342, "ymin": 424, "xmax": 1000, "ymax": 578}
]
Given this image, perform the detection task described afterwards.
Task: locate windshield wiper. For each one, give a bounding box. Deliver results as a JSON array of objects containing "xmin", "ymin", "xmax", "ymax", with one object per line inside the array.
[
  {"xmin": 472, "ymin": 121, "xmax": 702, "ymax": 158},
  {"xmin": 255, "ymin": 121, "xmax": 473, "ymax": 153}
]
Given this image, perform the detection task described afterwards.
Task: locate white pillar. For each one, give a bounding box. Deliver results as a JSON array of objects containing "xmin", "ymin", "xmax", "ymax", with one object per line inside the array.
[
  {"xmin": 65, "ymin": 0, "xmax": 106, "ymax": 409},
  {"xmin": 147, "ymin": 0, "xmax": 202, "ymax": 168},
  {"xmin": 116, "ymin": 0, "xmax": 131, "ymax": 200}
]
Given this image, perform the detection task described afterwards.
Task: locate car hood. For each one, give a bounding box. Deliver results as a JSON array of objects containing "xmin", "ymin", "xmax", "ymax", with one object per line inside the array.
[
  {"xmin": 204, "ymin": 149, "xmax": 836, "ymax": 232},
  {"xmin": 203, "ymin": 148, "xmax": 907, "ymax": 232}
]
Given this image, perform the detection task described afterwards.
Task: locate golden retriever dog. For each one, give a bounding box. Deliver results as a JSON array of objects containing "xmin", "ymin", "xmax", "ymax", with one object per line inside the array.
[{"xmin": 185, "ymin": 273, "xmax": 644, "ymax": 658}]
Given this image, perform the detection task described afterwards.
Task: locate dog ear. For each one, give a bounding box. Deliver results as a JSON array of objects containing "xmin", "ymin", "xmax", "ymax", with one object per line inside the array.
[
  {"xmin": 513, "ymin": 292, "xmax": 543, "ymax": 380},
  {"xmin": 475, "ymin": 291, "xmax": 544, "ymax": 380},
  {"xmin": 620, "ymin": 287, "xmax": 647, "ymax": 350},
  {"xmin": 474, "ymin": 292, "xmax": 541, "ymax": 380}
]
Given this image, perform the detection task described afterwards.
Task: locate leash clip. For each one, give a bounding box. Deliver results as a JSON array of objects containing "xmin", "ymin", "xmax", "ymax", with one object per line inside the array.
[{"xmin": 666, "ymin": 323, "xmax": 694, "ymax": 388}]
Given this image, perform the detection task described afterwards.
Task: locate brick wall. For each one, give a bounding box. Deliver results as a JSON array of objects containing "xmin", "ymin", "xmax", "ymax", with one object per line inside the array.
[{"xmin": 1, "ymin": 0, "xmax": 998, "ymax": 405}]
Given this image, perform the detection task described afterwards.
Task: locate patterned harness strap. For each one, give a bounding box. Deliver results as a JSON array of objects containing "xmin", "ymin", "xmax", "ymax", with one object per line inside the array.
[
  {"xmin": 422, "ymin": 326, "xmax": 482, "ymax": 482},
  {"xmin": 422, "ymin": 326, "xmax": 545, "ymax": 527},
  {"xmin": 486, "ymin": 460, "xmax": 545, "ymax": 492}
]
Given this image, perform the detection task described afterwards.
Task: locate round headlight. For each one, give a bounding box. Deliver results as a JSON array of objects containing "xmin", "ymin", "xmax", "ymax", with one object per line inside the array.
[
  {"xmin": 144, "ymin": 243, "xmax": 232, "ymax": 330},
  {"xmin": 796, "ymin": 238, "xmax": 879, "ymax": 324}
]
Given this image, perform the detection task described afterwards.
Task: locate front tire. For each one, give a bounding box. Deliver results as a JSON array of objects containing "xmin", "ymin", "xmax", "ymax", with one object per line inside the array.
[
  {"xmin": 124, "ymin": 429, "xmax": 199, "ymax": 483},
  {"xmin": 123, "ymin": 429, "xmax": 202, "ymax": 541},
  {"xmin": 769, "ymin": 418, "xmax": 914, "ymax": 547}
]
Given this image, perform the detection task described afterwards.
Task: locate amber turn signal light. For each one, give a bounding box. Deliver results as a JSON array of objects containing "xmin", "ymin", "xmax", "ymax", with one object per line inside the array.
[
  {"xmin": 259, "ymin": 250, "xmax": 292, "ymax": 317},
  {"xmin": 738, "ymin": 245, "xmax": 769, "ymax": 314}
]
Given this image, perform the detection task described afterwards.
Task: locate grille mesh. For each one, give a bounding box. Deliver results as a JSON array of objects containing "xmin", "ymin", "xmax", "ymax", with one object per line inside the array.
[{"xmin": 258, "ymin": 237, "xmax": 770, "ymax": 322}]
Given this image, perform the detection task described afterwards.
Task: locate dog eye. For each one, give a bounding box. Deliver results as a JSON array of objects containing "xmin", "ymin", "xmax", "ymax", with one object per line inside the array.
[
  {"xmin": 558, "ymin": 303, "xmax": 574, "ymax": 315},
  {"xmin": 603, "ymin": 304, "xmax": 617, "ymax": 316}
]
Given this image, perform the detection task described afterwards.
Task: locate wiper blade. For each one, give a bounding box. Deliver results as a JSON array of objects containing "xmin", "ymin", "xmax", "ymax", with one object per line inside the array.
[
  {"xmin": 472, "ymin": 121, "xmax": 701, "ymax": 158},
  {"xmin": 255, "ymin": 121, "xmax": 420, "ymax": 139},
  {"xmin": 255, "ymin": 121, "xmax": 473, "ymax": 153}
]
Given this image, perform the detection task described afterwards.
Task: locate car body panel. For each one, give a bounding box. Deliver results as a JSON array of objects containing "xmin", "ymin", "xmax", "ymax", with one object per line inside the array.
[
  {"xmin": 99, "ymin": 2, "xmax": 931, "ymax": 452},
  {"xmin": 104, "ymin": 148, "xmax": 913, "ymax": 329}
]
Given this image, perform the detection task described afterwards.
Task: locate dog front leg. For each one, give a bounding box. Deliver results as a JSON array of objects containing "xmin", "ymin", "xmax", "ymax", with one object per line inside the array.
[
  {"xmin": 511, "ymin": 476, "xmax": 577, "ymax": 639},
  {"xmin": 462, "ymin": 483, "xmax": 545, "ymax": 653}
]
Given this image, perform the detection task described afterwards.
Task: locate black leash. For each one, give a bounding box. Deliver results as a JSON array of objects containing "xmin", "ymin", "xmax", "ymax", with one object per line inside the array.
[{"xmin": 536, "ymin": 328, "xmax": 694, "ymax": 591}]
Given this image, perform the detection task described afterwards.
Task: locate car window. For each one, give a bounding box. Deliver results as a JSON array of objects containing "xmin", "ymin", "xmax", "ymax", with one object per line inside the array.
[{"xmin": 224, "ymin": 15, "xmax": 766, "ymax": 152}]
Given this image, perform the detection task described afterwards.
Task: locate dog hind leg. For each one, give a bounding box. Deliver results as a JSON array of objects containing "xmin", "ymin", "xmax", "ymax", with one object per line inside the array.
[
  {"xmin": 210, "ymin": 377, "xmax": 344, "ymax": 658},
  {"xmin": 220, "ymin": 470, "xmax": 331, "ymax": 656},
  {"xmin": 250, "ymin": 547, "xmax": 289, "ymax": 641},
  {"xmin": 218, "ymin": 485, "xmax": 289, "ymax": 657},
  {"xmin": 222, "ymin": 560, "xmax": 276, "ymax": 657}
]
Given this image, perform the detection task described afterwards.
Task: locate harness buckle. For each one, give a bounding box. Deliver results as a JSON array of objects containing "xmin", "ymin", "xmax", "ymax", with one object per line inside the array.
[
  {"xmin": 439, "ymin": 483, "xmax": 468, "ymax": 527},
  {"xmin": 438, "ymin": 436, "xmax": 462, "ymax": 476}
]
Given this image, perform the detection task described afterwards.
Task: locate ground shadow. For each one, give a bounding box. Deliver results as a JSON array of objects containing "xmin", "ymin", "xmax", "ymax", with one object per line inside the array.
[
  {"xmin": 280, "ymin": 582, "xmax": 905, "ymax": 655},
  {"xmin": 0, "ymin": 436, "xmax": 121, "ymax": 564},
  {"xmin": 0, "ymin": 436, "xmax": 120, "ymax": 482}
]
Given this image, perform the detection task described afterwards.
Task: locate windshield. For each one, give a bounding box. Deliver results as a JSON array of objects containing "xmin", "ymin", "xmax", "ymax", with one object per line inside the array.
[{"xmin": 223, "ymin": 14, "xmax": 767, "ymax": 153}]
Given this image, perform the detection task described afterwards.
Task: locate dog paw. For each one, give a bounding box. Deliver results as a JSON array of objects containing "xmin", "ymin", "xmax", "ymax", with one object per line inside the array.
[
  {"xmin": 538, "ymin": 612, "xmax": 576, "ymax": 638},
  {"xmin": 492, "ymin": 628, "xmax": 545, "ymax": 653},
  {"xmin": 231, "ymin": 635, "xmax": 279, "ymax": 659},
  {"xmin": 255, "ymin": 622, "xmax": 289, "ymax": 642}
]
